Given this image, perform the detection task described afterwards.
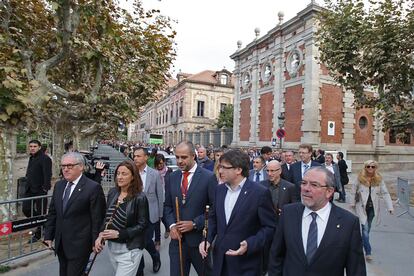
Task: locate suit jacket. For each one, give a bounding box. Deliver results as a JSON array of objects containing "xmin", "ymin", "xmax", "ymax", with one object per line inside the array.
[
  {"xmin": 248, "ymin": 168, "xmax": 268, "ymax": 183},
  {"xmin": 164, "ymin": 166, "xmax": 217, "ymax": 247},
  {"xmin": 44, "ymin": 175, "xmax": 106, "ymax": 259},
  {"xmin": 144, "ymin": 166, "xmax": 164, "ymax": 223},
  {"xmin": 268, "ymin": 203, "xmax": 366, "ymax": 276},
  {"xmin": 322, "ymin": 163, "xmax": 342, "ymax": 193},
  {"xmin": 288, "ymin": 161, "xmax": 321, "ymax": 199},
  {"xmin": 208, "ymin": 179, "xmax": 276, "ymax": 276},
  {"xmin": 260, "ymin": 179, "xmax": 297, "ymax": 215},
  {"xmin": 280, "ymin": 163, "xmax": 291, "ymax": 181}
]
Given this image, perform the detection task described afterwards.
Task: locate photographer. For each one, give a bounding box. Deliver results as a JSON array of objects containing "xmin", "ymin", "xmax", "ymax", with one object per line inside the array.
[{"xmin": 84, "ymin": 160, "xmax": 106, "ymax": 184}]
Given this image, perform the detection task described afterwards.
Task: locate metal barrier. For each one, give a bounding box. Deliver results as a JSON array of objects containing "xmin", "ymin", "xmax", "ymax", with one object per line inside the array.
[
  {"xmin": 0, "ymin": 144, "xmax": 124, "ymax": 264},
  {"xmin": 396, "ymin": 177, "xmax": 414, "ymax": 218},
  {"xmin": 0, "ymin": 195, "xmax": 52, "ymax": 264}
]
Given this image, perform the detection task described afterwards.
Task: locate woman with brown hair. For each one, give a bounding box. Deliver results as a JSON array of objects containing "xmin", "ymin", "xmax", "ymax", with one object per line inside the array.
[
  {"xmin": 350, "ymin": 160, "xmax": 394, "ymax": 261},
  {"xmin": 94, "ymin": 160, "xmax": 149, "ymax": 275}
]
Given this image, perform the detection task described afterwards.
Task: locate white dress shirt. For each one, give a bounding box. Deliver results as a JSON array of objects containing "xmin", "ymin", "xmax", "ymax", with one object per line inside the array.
[
  {"xmin": 140, "ymin": 165, "xmax": 148, "ymax": 190},
  {"xmin": 63, "ymin": 174, "xmax": 82, "ymax": 199},
  {"xmin": 182, "ymin": 163, "xmax": 197, "ymax": 190},
  {"xmin": 301, "ymin": 202, "xmax": 332, "ymax": 254},
  {"xmin": 224, "ymin": 178, "xmax": 247, "ymax": 224}
]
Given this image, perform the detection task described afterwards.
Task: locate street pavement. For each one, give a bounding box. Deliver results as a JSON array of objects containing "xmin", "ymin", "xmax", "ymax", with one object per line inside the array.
[{"xmin": 7, "ymin": 225, "xmax": 197, "ymax": 276}]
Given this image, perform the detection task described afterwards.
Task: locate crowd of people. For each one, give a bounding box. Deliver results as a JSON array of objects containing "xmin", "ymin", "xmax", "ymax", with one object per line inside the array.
[{"xmin": 21, "ymin": 139, "xmax": 395, "ymax": 276}]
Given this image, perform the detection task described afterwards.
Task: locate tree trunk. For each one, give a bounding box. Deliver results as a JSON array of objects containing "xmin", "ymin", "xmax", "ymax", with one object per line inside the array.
[
  {"xmin": 0, "ymin": 125, "xmax": 17, "ymax": 221},
  {"xmin": 51, "ymin": 122, "xmax": 68, "ymax": 178}
]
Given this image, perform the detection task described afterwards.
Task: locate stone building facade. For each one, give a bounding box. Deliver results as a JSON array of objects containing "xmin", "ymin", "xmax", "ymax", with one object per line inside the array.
[
  {"xmin": 230, "ymin": 3, "xmax": 414, "ymax": 171},
  {"xmin": 129, "ymin": 69, "xmax": 234, "ymax": 146}
]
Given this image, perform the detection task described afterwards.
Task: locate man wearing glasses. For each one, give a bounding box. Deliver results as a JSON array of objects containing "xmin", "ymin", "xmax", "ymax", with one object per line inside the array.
[
  {"xmin": 268, "ymin": 167, "xmax": 366, "ymax": 276},
  {"xmin": 288, "ymin": 143, "xmax": 321, "ymax": 200},
  {"xmin": 44, "ymin": 152, "xmax": 106, "ymax": 276},
  {"xmin": 199, "ymin": 150, "xmax": 275, "ymax": 276}
]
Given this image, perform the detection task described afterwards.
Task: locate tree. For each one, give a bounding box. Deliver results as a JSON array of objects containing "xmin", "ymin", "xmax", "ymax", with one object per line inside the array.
[
  {"xmin": 0, "ymin": 0, "xmax": 175, "ymax": 211},
  {"xmin": 216, "ymin": 104, "xmax": 233, "ymax": 129},
  {"xmin": 316, "ymin": 0, "xmax": 414, "ymax": 139}
]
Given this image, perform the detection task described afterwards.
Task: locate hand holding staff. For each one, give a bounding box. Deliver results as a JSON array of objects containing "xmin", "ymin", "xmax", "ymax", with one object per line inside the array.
[
  {"xmin": 201, "ymin": 205, "xmax": 210, "ymax": 276},
  {"xmin": 175, "ymin": 197, "xmax": 184, "ymax": 276}
]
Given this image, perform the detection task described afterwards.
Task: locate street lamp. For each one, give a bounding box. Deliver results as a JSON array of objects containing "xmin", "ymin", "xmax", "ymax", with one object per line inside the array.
[{"xmin": 277, "ymin": 113, "xmax": 285, "ymax": 149}]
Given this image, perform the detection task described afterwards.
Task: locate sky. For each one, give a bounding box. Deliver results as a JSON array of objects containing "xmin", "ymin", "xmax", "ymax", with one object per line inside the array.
[{"xmin": 122, "ymin": 0, "xmax": 322, "ymax": 76}]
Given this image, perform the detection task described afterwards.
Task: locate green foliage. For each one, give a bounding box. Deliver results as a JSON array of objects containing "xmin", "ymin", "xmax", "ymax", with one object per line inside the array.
[
  {"xmin": 316, "ymin": 0, "xmax": 414, "ymax": 137},
  {"xmin": 0, "ymin": 265, "xmax": 11, "ymax": 273},
  {"xmin": 1, "ymin": 0, "xmax": 176, "ymax": 137},
  {"xmin": 216, "ymin": 104, "xmax": 234, "ymax": 129}
]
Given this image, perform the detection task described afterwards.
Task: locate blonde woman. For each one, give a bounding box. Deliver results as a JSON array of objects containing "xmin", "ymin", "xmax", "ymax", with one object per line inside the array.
[{"xmin": 349, "ymin": 160, "xmax": 394, "ymax": 261}]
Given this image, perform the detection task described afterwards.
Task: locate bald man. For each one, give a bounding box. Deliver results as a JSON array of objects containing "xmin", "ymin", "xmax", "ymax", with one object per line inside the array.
[{"xmin": 260, "ymin": 160, "xmax": 297, "ymax": 218}]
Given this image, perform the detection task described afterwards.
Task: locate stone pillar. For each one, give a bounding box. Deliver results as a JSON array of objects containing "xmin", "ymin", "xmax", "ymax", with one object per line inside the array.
[
  {"xmin": 341, "ymin": 89, "xmax": 356, "ymax": 146},
  {"xmin": 301, "ymin": 32, "xmax": 320, "ymax": 145},
  {"xmin": 220, "ymin": 127, "xmax": 226, "ymax": 147},
  {"xmin": 374, "ymin": 117, "xmax": 385, "ymax": 149},
  {"xmin": 249, "ymin": 59, "xmax": 260, "ymax": 145},
  {"xmin": 232, "ymin": 68, "xmax": 241, "ymax": 147}
]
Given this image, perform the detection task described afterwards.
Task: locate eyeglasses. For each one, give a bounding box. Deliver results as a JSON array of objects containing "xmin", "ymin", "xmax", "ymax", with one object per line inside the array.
[
  {"xmin": 60, "ymin": 163, "xmax": 80, "ymax": 169},
  {"xmin": 365, "ymin": 165, "xmax": 376, "ymax": 169},
  {"xmin": 300, "ymin": 180, "xmax": 328, "ymax": 189},
  {"xmin": 266, "ymin": 168, "xmax": 281, "ymax": 173},
  {"xmin": 218, "ymin": 165, "xmax": 235, "ymax": 170}
]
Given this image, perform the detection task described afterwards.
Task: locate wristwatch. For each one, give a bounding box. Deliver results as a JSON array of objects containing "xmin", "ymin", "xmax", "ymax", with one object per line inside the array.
[{"xmin": 192, "ymin": 221, "xmax": 197, "ymax": 230}]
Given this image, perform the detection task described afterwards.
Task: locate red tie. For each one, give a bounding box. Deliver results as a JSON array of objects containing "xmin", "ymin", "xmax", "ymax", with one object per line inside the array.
[{"xmin": 181, "ymin": 171, "xmax": 190, "ymax": 197}]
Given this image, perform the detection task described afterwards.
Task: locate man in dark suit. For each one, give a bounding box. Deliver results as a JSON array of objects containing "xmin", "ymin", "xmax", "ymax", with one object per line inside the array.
[
  {"xmin": 164, "ymin": 141, "xmax": 217, "ymax": 276},
  {"xmin": 199, "ymin": 150, "xmax": 276, "ymax": 276},
  {"xmin": 268, "ymin": 167, "xmax": 366, "ymax": 276},
  {"xmin": 280, "ymin": 150, "xmax": 295, "ymax": 181},
  {"xmin": 260, "ymin": 160, "xmax": 297, "ymax": 219},
  {"xmin": 288, "ymin": 143, "xmax": 321, "ymax": 200},
  {"xmin": 44, "ymin": 152, "xmax": 106, "ymax": 276},
  {"xmin": 248, "ymin": 156, "xmax": 268, "ymax": 183},
  {"xmin": 260, "ymin": 160, "xmax": 296, "ymax": 275}
]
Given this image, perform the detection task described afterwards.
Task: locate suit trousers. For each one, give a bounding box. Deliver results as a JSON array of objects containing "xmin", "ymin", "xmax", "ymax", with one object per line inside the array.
[
  {"xmin": 22, "ymin": 191, "xmax": 48, "ymax": 217},
  {"xmin": 169, "ymin": 239, "xmax": 211, "ymax": 276},
  {"xmin": 57, "ymin": 243, "xmax": 89, "ymax": 276},
  {"xmin": 108, "ymin": 241, "xmax": 143, "ymax": 276},
  {"xmin": 137, "ymin": 221, "xmax": 160, "ymax": 273}
]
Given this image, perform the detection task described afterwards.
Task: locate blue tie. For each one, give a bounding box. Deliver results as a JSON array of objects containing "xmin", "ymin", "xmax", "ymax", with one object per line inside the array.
[
  {"xmin": 306, "ymin": 212, "xmax": 318, "ymax": 263},
  {"xmin": 303, "ymin": 164, "xmax": 309, "ymax": 177},
  {"xmin": 62, "ymin": 182, "xmax": 74, "ymax": 212},
  {"xmin": 255, "ymin": 172, "xmax": 260, "ymax": 183}
]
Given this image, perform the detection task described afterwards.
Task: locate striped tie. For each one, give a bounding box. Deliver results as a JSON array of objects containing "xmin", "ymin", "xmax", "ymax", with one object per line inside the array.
[
  {"xmin": 303, "ymin": 164, "xmax": 309, "ymax": 177},
  {"xmin": 306, "ymin": 212, "xmax": 318, "ymax": 263}
]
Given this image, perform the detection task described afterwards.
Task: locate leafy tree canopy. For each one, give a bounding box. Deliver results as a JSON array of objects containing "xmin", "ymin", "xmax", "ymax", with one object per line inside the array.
[
  {"xmin": 316, "ymin": 0, "xmax": 414, "ymax": 138},
  {"xmin": 1, "ymin": 0, "xmax": 176, "ymax": 135},
  {"xmin": 216, "ymin": 104, "xmax": 233, "ymax": 129}
]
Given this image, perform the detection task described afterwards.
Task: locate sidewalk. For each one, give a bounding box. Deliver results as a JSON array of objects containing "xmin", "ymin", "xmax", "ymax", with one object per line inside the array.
[{"xmin": 338, "ymin": 170, "xmax": 414, "ymax": 276}]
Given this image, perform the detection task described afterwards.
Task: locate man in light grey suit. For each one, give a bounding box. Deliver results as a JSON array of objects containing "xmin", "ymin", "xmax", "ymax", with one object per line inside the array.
[
  {"xmin": 249, "ymin": 156, "xmax": 268, "ymax": 183},
  {"xmin": 134, "ymin": 147, "xmax": 163, "ymax": 275}
]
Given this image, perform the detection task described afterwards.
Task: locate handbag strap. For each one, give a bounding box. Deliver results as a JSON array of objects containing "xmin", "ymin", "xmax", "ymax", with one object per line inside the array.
[{"xmin": 105, "ymin": 200, "xmax": 122, "ymax": 230}]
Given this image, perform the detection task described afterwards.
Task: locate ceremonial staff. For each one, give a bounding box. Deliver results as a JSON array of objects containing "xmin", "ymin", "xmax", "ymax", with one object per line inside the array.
[
  {"xmin": 202, "ymin": 205, "xmax": 210, "ymax": 276},
  {"xmin": 175, "ymin": 197, "xmax": 184, "ymax": 276},
  {"xmin": 84, "ymin": 200, "xmax": 121, "ymax": 275}
]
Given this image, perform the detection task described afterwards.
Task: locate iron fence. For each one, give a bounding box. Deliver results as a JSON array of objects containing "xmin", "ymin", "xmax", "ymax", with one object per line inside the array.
[{"xmin": 0, "ymin": 195, "xmax": 52, "ymax": 264}]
